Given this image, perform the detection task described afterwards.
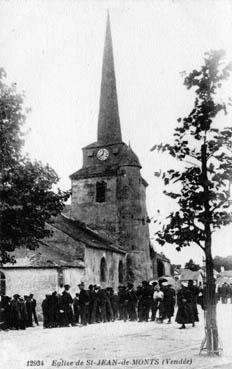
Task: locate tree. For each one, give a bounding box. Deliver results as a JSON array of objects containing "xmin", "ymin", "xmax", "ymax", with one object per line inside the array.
[
  {"xmin": 151, "ymin": 50, "xmax": 232, "ymax": 356},
  {"xmin": 0, "ymin": 68, "xmax": 70, "ymax": 264},
  {"xmin": 214, "ymin": 255, "xmax": 232, "ymax": 272},
  {"xmin": 185, "ymin": 259, "xmax": 200, "ymax": 271}
]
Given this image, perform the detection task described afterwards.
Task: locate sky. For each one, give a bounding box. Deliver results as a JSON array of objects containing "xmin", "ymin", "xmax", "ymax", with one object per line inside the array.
[{"xmin": 1, "ymin": 0, "xmax": 232, "ymax": 266}]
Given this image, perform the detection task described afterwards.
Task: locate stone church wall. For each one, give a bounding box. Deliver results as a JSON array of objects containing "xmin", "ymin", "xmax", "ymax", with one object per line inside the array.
[
  {"xmin": 84, "ymin": 247, "xmax": 124, "ymax": 290},
  {"xmin": 1, "ymin": 268, "xmax": 58, "ymax": 319},
  {"xmin": 116, "ymin": 166, "xmax": 153, "ymax": 282},
  {"xmin": 71, "ymin": 177, "xmax": 119, "ymax": 233},
  {"xmin": 1, "ymin": 266, "xmax": 84, "ymax": 319},
  {"xmin": 62, "ymin": 267, "xmax": 85, "ymax": 296}
]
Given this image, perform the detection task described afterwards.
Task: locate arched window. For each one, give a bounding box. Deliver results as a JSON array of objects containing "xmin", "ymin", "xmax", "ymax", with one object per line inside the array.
[
  {"xmin": 100, "ymin": 257, "xmax": 107, "ymax": 282},
  {"xmin": 96, "ymin": 181, "xmax": 106, "ymax": 203},
  {"xmin": 0, "ymin": 272, "xmax": 6, "ymax": 296},
  {"xmin": 118, "ymin": 260, "xmax": 124, "ymax": 284}
]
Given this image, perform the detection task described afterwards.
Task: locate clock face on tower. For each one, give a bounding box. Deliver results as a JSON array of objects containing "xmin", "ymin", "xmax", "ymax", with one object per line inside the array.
[{"xmin": 97, "ymin": 148, "xmax": 109, "ymax": 161}]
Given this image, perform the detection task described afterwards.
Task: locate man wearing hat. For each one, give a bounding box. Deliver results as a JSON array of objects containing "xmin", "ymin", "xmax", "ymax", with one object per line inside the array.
[
  {"xmin": 162, "ymin": 282, "xmax": 176, "ymax": 323},
  {"xmin": 78, "ymin": 282, "xmax": 89, "ymax": 325},
  {"xmin": 60, "ymin": 284, "xmax": 74, "ymax": 327},
  {"xmin": 29, "ymin": 294, "xmax": 39, "ymax": 326},
  {"xmin": 140, "ymin": 281, "xmax": 153, "ymax": 322},
  {"xmin": 10, "ymin": 294, "xmax": 21, "ymax": 330},
  {"xmin": 127, "ymin": 283, "xmax": 138, "ymax": 321}
]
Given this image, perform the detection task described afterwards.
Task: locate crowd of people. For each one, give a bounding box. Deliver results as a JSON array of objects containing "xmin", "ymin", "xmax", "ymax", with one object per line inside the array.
[
  {"xmin": 217, "ymin": 282, "xmax": 232, "ymax": 304},
  {"xmin": 0, "ymin": 294, "xmax": 38, "ymax": 330},
  {"xmin": 0, "ymin": 279, "xmax": 205, "ymax": 331},
  {"xmin": 41, "ymin": 279, "xmax": 203, "ymax": 330}
]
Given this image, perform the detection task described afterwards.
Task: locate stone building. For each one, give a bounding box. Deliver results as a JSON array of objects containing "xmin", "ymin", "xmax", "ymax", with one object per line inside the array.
[{"xmin": 0, "ymin": 14, "xmax": 171, "ymax": 303}]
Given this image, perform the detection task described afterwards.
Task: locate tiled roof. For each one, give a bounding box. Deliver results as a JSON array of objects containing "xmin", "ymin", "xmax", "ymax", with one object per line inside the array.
[
  {"xmin": 3, "ymin": 242, "xmax": 85, "ymax": 268},
  {"xmin": 50, "ymin": 214, "xmax": 125, "ymax": 254}
]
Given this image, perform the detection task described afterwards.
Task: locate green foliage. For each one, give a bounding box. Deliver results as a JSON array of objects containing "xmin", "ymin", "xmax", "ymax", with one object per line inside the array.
[
  {"xmin": 151, "ymin": 50, "xmax": 232, "ymax": 252},
  {"xmin": 0, "ymin": 68, "xmax": 25, "ymax": 168},
  {"xmin": 213, "ymin": 255, "xmax": 232, "ymax": 272},
  {"xmin": 0, "ymin": 69, "xmax": 70, "ymax": 264}
]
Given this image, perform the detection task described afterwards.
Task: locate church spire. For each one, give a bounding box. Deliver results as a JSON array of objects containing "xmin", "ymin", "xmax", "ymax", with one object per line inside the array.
[{"xmin": 97, "ymin": 11, "xmax": 122, "ymax": 144}]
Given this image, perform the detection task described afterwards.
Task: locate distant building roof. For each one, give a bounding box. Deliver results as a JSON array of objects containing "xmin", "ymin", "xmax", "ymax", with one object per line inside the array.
[{"xmin": 219, "ymin": 270, "xmax": 232, "ymax": 278}]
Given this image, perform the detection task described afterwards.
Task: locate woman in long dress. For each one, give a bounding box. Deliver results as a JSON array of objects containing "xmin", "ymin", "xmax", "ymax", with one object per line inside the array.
[{"xmin": 175, "ymin": 285, "xmax": 194, "ymax": 329}]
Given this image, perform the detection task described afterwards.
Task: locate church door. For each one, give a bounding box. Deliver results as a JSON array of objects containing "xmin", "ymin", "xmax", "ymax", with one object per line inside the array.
[
  {"xmin": 157, "ymin": 260, "xmax": 165, "ymax": 278},
  {"xmin": 0, "ymin": 272, "xmax": 6, "ymax": 296}
]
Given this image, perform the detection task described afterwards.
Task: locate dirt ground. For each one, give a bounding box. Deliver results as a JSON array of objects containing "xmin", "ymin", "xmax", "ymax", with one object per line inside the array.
[{"xmin": 1, "ymin": 303, "xmax": 232, "ymax": 369}]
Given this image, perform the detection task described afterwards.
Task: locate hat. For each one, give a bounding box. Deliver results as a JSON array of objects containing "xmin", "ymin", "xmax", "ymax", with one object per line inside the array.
[
  {"xmin": 78, "ymin": 282, "xmax": 85, "ymax": 287},
  {"xmin": 64, "ymin": 284, "xmax": 70, "ymax": 289},
  {"xmin": 142, "ymin": 280, "xmax": 148, "ymax": 286}
]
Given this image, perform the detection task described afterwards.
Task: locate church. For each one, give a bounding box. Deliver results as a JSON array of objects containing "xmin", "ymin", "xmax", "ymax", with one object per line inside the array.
[{"xmin": 0, "ymin": 14, "xmax": 171, "ymax": 308}]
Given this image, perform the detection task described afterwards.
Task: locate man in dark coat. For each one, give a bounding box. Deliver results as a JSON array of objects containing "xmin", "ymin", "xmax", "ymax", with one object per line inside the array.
[
  {"xmin": 140, "ymin": 281, "xmax": 152, "ymax": 322},
  {"xmin": 87, "ymin": 285, "xmax": 96, "ymax": 324},
  {"xmin": 136, "ymin": 285, "xmax": 143, "ymax": 322},
  {"xmin": 60, "ymin": 285, "xmax": 75, "ymax": 326},
  {"xmin": 24, "ymin": 295, "xmax": 33, "ymax": 327},
  {"xmin": 50, "ymin": 291, "xmax": 59, "ymax": 327},
  {"xmin": 162, "ymin": 283, "xmax": 176, "ymax": 323},
  {"xmin": 0, "ymin": 296, "xmax": 11, "ymax": 330},
  {"xmin": 78, "ymin": 282, "xmax": 89, "ymax": 325},
  {"xmin": 108, "ymin": 288, "xmax": 119, "ymax": 321},
  {"xmin": 117, "ymin": 286, "xmax": 124, "ymax": 320},
  {"xmin": 10, "ymin": 294, "xmax": 21, "ymax": 330},
  {"xmin": 29, "ymin": 294, "xmax": 39, "ymax": 325},
  {"xmin": 18, "ymin": 297, "xmax": 28, "ymax": 330},
  {"xmin": 42, "ymin": 294, "xmax": 50, "ymax": 328},
  {"xmin": 105, "ymin": 287, "xmax": 114, "ymax": 322},
  {"xmin": 118, "ymin": 286, "xmax": 128, "ymax": 322},
  {"xmin": 95, "ymin": 286, "xmax": 108, "ymax": 323},
  {"xmin": 127, "ymin": 283, "xmax": 138, "ymax": 321},
  {"xmin": 187, "ymin": 280, "xmax": 199, "ymax": 324},
  {"xmin": 73, "ymin": 293, "xmax": 80, "ymax": 324}
]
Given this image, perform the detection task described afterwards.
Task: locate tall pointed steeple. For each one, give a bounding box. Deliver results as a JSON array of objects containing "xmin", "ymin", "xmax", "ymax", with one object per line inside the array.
[{"xmin": 97, "ymin": 12, "xmax": 122, "ymax": 144}]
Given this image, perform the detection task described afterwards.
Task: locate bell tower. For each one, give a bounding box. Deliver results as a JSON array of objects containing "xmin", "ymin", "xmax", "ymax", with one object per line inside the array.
[{"xmin": 70, "ymin": 13, "xmax": 153, "ymax": 282}]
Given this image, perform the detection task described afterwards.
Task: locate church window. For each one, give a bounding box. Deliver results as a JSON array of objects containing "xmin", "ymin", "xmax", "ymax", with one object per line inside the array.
[
  {"xmin": 100, "ymin": 257, "xmax": 107, "ymax": 282},
  {"xmin": 0, "ymin": 272, "xmax": 6, "ymax": 296},
  {"xmin": 118, "ymin": 260, "xmax": 124, "ymax": 284},
  {"xmin": 87, "ymin": 151, "xmax": 94, "ymax": 157},
  {"xmin": 96, "ymin": 181, "xmax": 106, "ymax": 203}
]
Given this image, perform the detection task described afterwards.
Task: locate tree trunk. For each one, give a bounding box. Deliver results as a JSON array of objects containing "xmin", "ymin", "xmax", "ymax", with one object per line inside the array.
[
  {"xmin": 204, "ymin": 236, "xmax": 219, "ymax": 355},
  {"xmin": 202, "ymin": 143, "xmax": 219, "ymax": 355}
]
